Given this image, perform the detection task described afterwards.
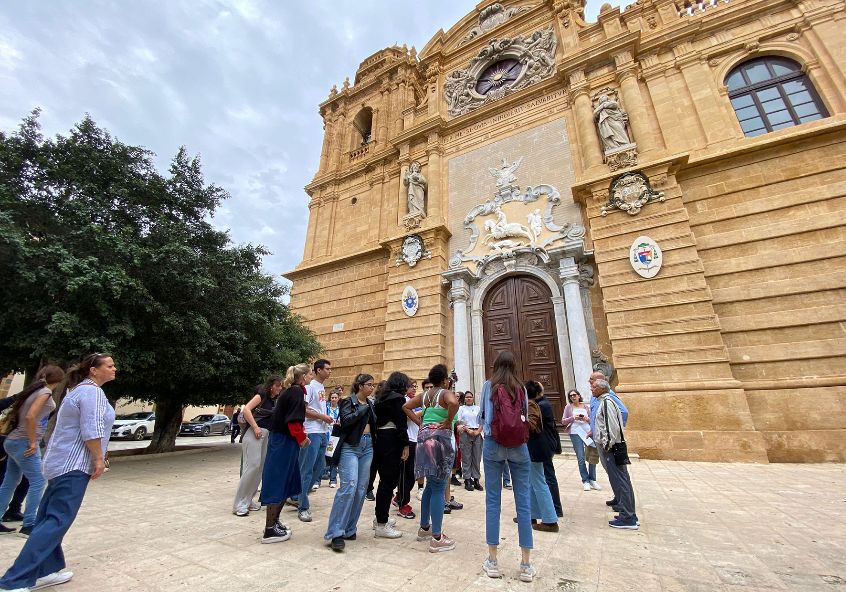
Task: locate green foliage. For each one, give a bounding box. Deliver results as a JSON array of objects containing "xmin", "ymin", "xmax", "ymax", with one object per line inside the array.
[{"xmin": 0, "ymin": 110, "xmax": 322, "ymax": 408}]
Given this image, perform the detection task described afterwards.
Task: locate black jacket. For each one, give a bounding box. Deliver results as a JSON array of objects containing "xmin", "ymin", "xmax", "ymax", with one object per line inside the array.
[
  {"xmin": 337, "ymin": 395, "xmax": 377, "ymax": 449},
  {"xmin": 537, "ymin": 396, "xmax": 562, "ymax": 455},
  {"xmin": 373, "ymin": 391, "xmax": 410, "ymax": 447}
]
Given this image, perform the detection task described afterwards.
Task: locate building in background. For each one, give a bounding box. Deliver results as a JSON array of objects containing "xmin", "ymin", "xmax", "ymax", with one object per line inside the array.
[{"xmin": 286, "ymin": 0, "xmax": 846, "ymax": 462}]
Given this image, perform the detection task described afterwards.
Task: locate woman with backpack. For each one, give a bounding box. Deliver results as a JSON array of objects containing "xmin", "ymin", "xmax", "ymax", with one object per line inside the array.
[
  {"xmin": 232, "ymin": 376, "xmax": 282, "ymax": 517},
  {"xmin": 479, "ymin": 351, "xmax": 536, "ymax": 583},
  {"xmin": 403, "ymin": 364, "xmax": 458, "ymax": 553},
  {"xmin": 0, "ymin": 365, "xmax": 64, "ymax": 537}
]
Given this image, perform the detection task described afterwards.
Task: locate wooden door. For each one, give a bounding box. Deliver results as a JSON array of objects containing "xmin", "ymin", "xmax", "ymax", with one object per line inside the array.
[{"xmin": 482, "ymin": 275, "xmax": 565, "ymax": 420}]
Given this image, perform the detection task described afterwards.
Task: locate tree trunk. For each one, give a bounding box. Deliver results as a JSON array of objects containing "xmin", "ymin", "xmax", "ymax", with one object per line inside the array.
[{"xmin": 147, "ymin": 398, "xmax": 185, "ymax": 453}]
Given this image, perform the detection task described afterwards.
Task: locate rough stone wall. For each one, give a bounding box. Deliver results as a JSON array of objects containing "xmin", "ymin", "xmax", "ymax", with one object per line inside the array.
[{"xmin": 680, "ymin": 130, "xmax": 846, "ymax": 462}]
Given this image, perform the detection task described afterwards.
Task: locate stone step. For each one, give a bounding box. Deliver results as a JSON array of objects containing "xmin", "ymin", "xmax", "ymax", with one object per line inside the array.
[{"xmin": 557, "ymin": 432, "xmax": 639, "ymax": 461}]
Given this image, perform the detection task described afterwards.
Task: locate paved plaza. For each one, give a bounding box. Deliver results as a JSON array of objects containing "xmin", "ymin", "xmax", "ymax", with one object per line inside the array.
[{"xmin": 1, "ymin": 442, "xmax": 844, "ymax": 591}]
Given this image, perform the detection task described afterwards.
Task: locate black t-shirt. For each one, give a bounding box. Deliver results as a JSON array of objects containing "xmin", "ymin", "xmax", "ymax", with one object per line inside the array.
[
  {"xmin": 269, "ymin": 385, "xmax": 307, "ymax": 436},
  {"xmin": 255, "ymin": 396, "xmax": 276, "ymax": 430}
]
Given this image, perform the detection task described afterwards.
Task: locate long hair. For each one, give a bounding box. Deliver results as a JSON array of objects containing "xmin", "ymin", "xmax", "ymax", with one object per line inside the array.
[
  {"xmin": 7, "ymin": 365, "xmax": 65, "ymax": 431},
  {"xmin": 283, "ymin": 363, "xmax": 310, "ymax": 388},
  {"xmin": 66, "ymin": 353, "xmax": 110, "ymax": 388},
  {"xmin": 378, "ymin": 372, "xmax": 410, "ymax": 402},
  {"xmin": 350, "ymin": 373, "xmax": 373, "ymax": 397},
  {"xmin": 490, "ymin": 351, "xmax": 524, "ymax": 400},
  {"xmin": 260, "ymin": 375, "xmax": 283, "ymax": 399}
]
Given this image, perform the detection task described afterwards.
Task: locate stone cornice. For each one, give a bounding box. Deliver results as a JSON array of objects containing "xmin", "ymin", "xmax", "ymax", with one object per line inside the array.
[
  {"xmin": 558, "ymin": 30, "xmax": 640, "ymax": 77},
  {"xmin": 284, "ymin": 244, "xmax": 389, "ymax": 280}
]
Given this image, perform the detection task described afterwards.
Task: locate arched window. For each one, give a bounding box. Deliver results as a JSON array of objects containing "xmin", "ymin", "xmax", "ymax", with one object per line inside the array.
[
  {"xmin": 725, "ymin": 56, "xmax": 828, "ymax": 137},
  {"xmin": 352, "ymin": 108, "xmax": 373, "ymax": 146}
]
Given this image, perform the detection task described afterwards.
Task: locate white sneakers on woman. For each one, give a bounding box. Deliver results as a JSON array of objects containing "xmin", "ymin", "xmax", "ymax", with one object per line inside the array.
[
  {"xmin": 582, "ymin": 482, "xmax": 591, "ymax": 491},
  {"xmin": 590, "ymin": 481, "xmax": 602, "ymax": 490},
  {"xmin": 374, "ymin": 522, "xmax": 402, "ymax": 538}
]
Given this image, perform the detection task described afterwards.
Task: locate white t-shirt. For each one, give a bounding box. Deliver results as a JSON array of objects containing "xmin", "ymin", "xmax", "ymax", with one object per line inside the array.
[
  {"xmin": 304, "ymin": 379, "xmax": 328, "ymax": 434},
  {"xmin": 456, "ymin": 404, "xmax": 481, "ymax": 429},
  {"xmin": 406, "ymin": 397, "xmax": 421, "ymax": 443}
]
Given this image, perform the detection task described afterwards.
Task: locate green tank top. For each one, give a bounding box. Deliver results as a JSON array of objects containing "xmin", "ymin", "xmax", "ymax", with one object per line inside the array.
[{"xmin": 421, "ymin": 389, "xmax": 454, "ymax": 425}]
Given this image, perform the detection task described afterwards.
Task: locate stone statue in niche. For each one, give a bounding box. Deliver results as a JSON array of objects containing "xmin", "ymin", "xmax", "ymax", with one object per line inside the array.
[
  {"xmin": 593, "ymin": 93, "xmax": 632, "ymax": 151},
  {"xmin": 402, "ymin": 161, "xmax": 427, "ymax": 230}
]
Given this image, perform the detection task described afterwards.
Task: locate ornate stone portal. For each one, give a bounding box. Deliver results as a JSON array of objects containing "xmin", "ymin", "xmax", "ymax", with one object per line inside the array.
[{"xmin": 444, "ymin": 157, "xmax": 593, "ymax": 395}]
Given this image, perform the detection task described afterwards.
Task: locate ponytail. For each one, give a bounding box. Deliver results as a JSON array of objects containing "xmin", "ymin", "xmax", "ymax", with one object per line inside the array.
[
  {"xmin": 6, "ymin": 364, "xmax": 65, "ymax": 433},
  {"xmin": 67, "ymin": 353, "xmax": 110, "ymax": 388}
]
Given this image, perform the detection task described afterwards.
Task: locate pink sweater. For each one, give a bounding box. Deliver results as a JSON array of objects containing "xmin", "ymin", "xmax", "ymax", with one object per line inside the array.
[{"xmin": 561, "ymin": 403, "xmax": 589, "ymax": 435}]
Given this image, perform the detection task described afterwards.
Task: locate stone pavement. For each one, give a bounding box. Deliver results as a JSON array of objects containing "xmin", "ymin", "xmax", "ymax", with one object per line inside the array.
[{"xmin": 1, "ymin": 443, "xmax": 844, "ymax": 591}]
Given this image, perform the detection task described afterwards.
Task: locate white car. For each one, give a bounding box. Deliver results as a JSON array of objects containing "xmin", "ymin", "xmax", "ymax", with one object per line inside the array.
[{"xmin": 111, "ymin": 412, "xmax": 156, "ymax": 440}]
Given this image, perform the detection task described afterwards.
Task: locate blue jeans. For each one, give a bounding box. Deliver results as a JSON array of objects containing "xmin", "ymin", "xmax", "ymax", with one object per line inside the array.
[
  {"xmin": 569, "ymin": 434, "xmax": 596, "ymax": 483},
  {"xmin": 0, "ymin": 439, "xmax": 46, "ymax": 528},
  {"xmin": 502, "ymin": 460, "xmax": 511, "ymax": 486},
  {"xmin": 483, "ymin": 438, "xmax": 533, "ymax": 549},
  {"xmin": 419, "ymin": 477, "xmax": 448, "ymax": 537},
  {"xmin": 0, "ymin": 470, "xmax": 89, "ymax": 589},
  {"xmin": 530, "ymin": 461, "xmax": 557, "ymax": 523},
  {"xmin": 324, "ymin": 435, "xmax": 372, "ymax": 540},
  {"xmin": 297, "ymin": 432, "xmax": 327, "ymax": 511}
]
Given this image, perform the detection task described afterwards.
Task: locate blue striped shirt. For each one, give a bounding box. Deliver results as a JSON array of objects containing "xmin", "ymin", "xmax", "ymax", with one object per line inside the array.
[{"xmin": 42, "ymin": 379, "xmax": 115, "ymax": 480}]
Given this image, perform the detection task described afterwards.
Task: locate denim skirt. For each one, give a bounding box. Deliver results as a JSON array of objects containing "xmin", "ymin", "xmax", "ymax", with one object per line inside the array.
[{"xmin": 259, "ymin": 431, "xmax": 302, "ymax": 505}]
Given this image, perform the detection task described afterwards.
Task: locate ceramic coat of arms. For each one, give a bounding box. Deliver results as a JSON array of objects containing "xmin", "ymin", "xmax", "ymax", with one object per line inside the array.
[
  {"xmin": 629, "ymin": 235, "xmax": 662, "ymax": 278},
  {"xmin": 401, "ymin": 286, "xmax": 419, "ymax": 317}
]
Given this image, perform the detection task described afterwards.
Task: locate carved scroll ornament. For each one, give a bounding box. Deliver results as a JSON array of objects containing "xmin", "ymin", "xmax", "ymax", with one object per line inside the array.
[
  {"xmin": 601, "ymin": 172, "xmax": 665, "ymax": 216},
  {"xmin": 444, "ymin": 26, "xmax": 557, "ymax": 117},
  {"xmin": 459, "ymin": 3, "xmax": 534, "ymax": 46}
]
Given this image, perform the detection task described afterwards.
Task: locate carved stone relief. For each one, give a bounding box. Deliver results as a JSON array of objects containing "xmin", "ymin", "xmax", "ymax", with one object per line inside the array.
[
  {"xmin": 601, "ymin": 171, "xmax": 666, "ymax": 216},
  {"xmin": 444, "ymin": 26, "xmax": 557, "ymax": 117},
  {"xmin": 449, "ymin": 157, "xmax": 585, "ymax": 276},
  {"xmin": 459, "ymin": 3, "xmax": 534, "ymax": 46},
  {"xmin": 396, "ymin": 234, "xmax": 432, "ymax": 267}
]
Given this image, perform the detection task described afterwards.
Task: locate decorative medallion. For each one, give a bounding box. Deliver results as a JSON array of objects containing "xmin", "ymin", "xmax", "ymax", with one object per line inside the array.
[
  {"xmin": 629, "ymin": 235, "xmax": 662, "ymax": 278},
  {"xmin": 401, "ymin": 285, "xmax": 419, "ymax": 317},
  {"xmin": 601, "ymin": 172, "xmax": 665, "ymax": 216},
  {"xmin": 459, "ymin": 3, "xmax": 534, "ymax": 46},
  {"xmin": 396, "ymin": 234, "xmax": 432, "ymax": 268},
  {"xmin": 444, "ymin": 26, "xmax": 557, "ymax": 117}
]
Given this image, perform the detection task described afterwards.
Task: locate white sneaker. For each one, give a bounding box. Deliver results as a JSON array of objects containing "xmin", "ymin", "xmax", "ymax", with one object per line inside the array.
[
  {"xmin": 233, "ymin": 508, "xmax": 249, "ymax": 517},
  {"xmin": 32, "ymin": 570, "xmax": 74, "ymax": 589},
  {"xmin": 416, "ymin": 488, "xmax": 424, "ymax": 501},
  {"xmin": 372, "ymin": 517, "xmax": 396, "ymax": 529},
  {"xmin": 519, "ymin": 563, "xmax": 537, "ymax": 582},
  {"xmin": 590, "ymin": 481, "xmax": 602, "ymax": 490},
  {"xmin": 311, "ymin": 483, "xmax": 319, "ymax": 491},
  {"xmin": 482, "ymin": 558, "xmax": 502, "ymax": 578},
  {"xmin": 582, "ymin": 482, "xmax": 591, "ymax": 491},
  {"xmin": 298, "ymin": 509, "xmax": 312, "ymax": 522},
  {"xmin": 248, "ymin": 501, "xmax": 261, "ymax": 511},
  {"xmin": 374, "ymin": 523, "xmax": 402, "ymax": 539},
  {"xmin": 329, "ymin": 482, "xmax": 336, "ymax": 488}
]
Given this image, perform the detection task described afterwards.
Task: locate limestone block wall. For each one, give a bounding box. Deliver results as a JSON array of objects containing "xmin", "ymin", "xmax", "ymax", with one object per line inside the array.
[
  {"xmin": 679, "ymin": 126, "xmax": 846, "ymax": 462},
  {"xmin": 288, "ymin": 252, "xmax": 389, "ymax": 391}
]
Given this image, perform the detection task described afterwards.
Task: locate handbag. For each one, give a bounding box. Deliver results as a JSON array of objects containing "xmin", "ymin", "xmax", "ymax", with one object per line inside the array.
[
  {"xmin": 585, "ymin": 444, "xmax": 599, "ymax": 465},
  {"xmin": 603, "ymin": 398, "xmax": 631, "ymax": 466}
]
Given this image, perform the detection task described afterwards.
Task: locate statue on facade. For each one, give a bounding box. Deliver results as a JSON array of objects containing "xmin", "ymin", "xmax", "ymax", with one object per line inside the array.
[
  {"xmin": 593, "ymin": 94, "xmax": 632, "ymax": 151},
  {"xmin": 403, "ymin": 161, "xmax": 427, "ymax": 216},
  {"xmin": 488, "ymin": 157, "xmax": 523, "ymax": 188}
]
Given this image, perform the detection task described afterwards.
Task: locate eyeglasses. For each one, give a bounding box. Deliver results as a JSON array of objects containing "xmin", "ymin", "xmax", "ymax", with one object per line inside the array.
[{"xmin": 364, "ymin": 383, "xmax": 376, "ymax": 388}]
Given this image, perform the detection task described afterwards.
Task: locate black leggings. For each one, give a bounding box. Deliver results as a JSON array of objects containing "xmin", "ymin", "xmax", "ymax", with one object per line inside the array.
[
  {"xmin": 374, "ymin": 429, "xmax": 404, "ymax": 524},
  {"xmin": 397, "ymin": 441, "xmax": 417, "ymax": 507}
]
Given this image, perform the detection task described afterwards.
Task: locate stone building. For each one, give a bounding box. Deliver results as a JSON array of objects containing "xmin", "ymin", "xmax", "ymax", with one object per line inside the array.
[{"xmin": 286, "ymin": 0, "xmax": 846, "ymax": 463}]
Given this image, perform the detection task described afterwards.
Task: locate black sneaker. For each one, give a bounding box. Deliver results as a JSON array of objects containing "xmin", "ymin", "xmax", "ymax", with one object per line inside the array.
[
  {"xmin": 446, "ymin": 497, "xmax": 463, "ymax": 510},
  {"xmin": 365, "ymin": 490, "xmax": 375, "ymax": 501},
  {"xmin": 474, "ymin": 479, "xmax": 484, "ymax": 491},
  {"xmin": 2, "ymin": 511, "xmax": 23, "ymax": 522},
  {"xmin": 503, "ymin": 482, "xmax": 512, "ymax": 490},
  {"xmin": 605, "ymin": 499, "xmax": 618, "ymax": 507},
  {"xmin": 443, "ymin": 505, "xmax": 452, "ymax": 514},
  {"xmin": 0, "ymin": 524, "xmax": 16, "ymax": 535},
  {"xmin": 18, "ymin": 525, "xmax": 32, "ymax": 538},
  {"xmin": 262, "ymin": 524, "xmax": 291, "ymax": 544},
  {"xmin": 450, "ymin": 475, "xmax": 461, "ymax": 486},
  {"xmin": 343, "ymin": 533, "xmax": 357, "ymax": 541},
  {"xmin": 464, "ymin": 480, "xmax": 474, "ymax": 491},
  {"xmin": 330, "ymin": 537, "xmax": 345, "ymax": 552}
]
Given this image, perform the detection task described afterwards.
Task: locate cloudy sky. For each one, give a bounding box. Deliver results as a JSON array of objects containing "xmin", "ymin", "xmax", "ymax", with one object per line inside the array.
[{"xmin": 0, "ymin": 0, "xmax": 632, "ymax": 283}]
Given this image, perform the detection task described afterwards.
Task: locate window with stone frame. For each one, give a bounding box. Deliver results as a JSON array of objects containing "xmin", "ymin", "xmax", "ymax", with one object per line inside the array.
[
  {"xmin": 352, "ymin": 107, "xmax": 373, "ymax": 146},
  {"xmin": 725, "ymin": 56, "xmax": 828, "ymax": 137}
]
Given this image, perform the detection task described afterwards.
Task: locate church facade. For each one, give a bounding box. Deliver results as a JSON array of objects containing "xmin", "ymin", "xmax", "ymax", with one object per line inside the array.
[{"xmin": 286, "ymin": 0, "xmax": 846, "ymax": 463}]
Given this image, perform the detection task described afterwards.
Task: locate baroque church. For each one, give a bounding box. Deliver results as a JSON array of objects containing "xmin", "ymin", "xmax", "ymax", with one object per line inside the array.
[{"xmin": 287, "ymin": 0, "xmax": 846, "ymax": 463}]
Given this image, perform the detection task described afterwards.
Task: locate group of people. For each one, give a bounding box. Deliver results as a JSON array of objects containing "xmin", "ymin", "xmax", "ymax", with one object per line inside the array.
[
  {"xmin": 227, "ymin": 351, "xmax": 639, "ymax": 583},
  {"xmin": 0, "ymin": 348, "xmax": 638, "ymax": 590}
]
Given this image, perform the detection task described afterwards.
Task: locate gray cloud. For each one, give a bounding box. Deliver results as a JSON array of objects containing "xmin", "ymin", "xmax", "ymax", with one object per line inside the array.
[{"xmin": 0, "ymin": 1, "xmax": 628, "ymax": 282}]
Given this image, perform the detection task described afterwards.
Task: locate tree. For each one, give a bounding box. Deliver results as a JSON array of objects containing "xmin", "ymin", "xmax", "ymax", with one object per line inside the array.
[{"xmin": 0, "ymin": 111, "xmax": 322, "ymax": 452}]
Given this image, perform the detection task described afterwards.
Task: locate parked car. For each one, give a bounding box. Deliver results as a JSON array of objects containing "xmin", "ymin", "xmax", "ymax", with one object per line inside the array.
[
  {"xmin": 179, "ymin": 414, "xmax": 231, "ymax": 437},
  {"xmin": 111, "ymin": 412, "xmax": 156, "ymax": 441}
]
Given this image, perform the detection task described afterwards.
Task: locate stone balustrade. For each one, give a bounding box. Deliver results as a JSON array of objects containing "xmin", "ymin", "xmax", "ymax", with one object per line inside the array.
[
  {"xmin": 676, "ymin": 0, "xmax": 730, "ymax": 17},
  {"xmin": 348, "ymin": 143, "xmax": 371, "ymax": 161}
]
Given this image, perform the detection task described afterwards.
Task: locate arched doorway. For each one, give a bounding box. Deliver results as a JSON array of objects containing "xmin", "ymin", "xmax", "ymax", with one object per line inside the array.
[{"xmin": 482, "ymin": 274, "xmax": 565, "ymax": 418}]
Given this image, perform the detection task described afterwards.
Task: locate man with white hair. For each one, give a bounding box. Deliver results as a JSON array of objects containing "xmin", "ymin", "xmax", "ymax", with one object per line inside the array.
[
  {"xmin": 587, "ymin": 371, "xmax": 627, "ymax": 507},
  {"xmin": 591, "ymin": 378, "xmax": 638, "ymax": 529}
]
